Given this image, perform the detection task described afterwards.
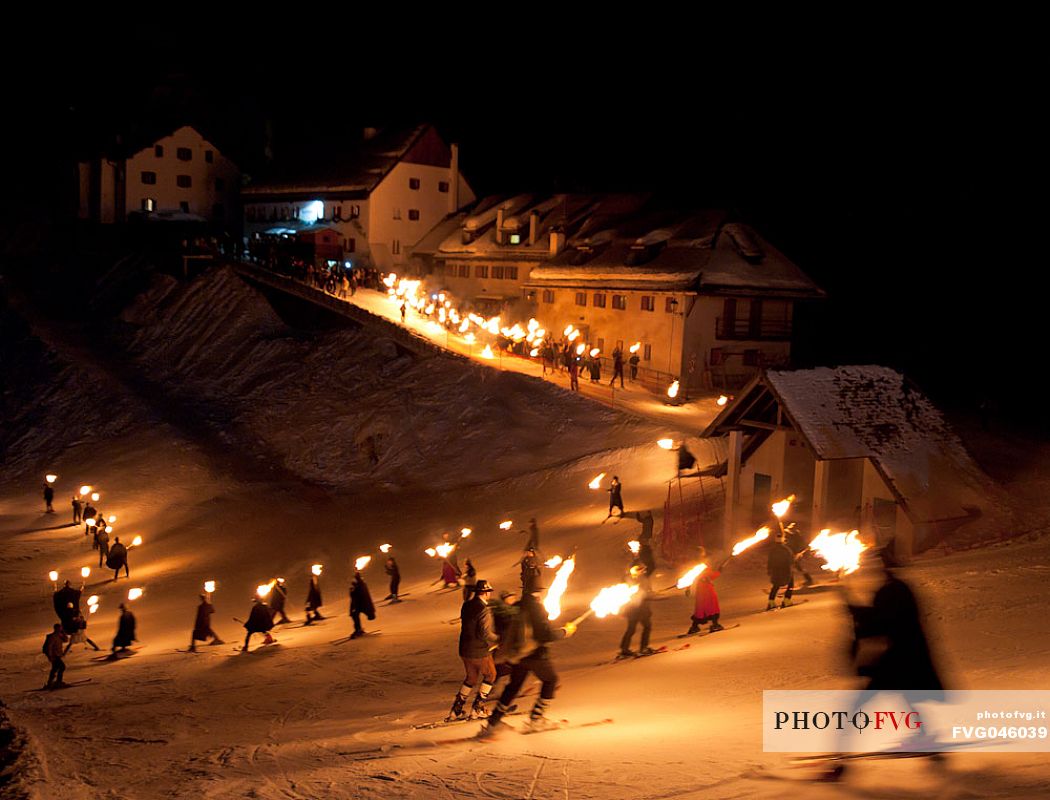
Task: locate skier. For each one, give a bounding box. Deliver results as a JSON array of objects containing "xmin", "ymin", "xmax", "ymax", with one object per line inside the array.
[
  {"xmin": 83, "ymin": 501, "xmax": 97, "ymax": 536},
  {"xmin": 107, "ymin": 536, "xmax": 129, "ymax": 580},
  {"xmin": 785, "ymin": 522, "xmax": 815, "ymax": 587},
  {"xmin": 568, "ymin": 356, "xmax": 580, "ymax": 391},
  {"xmin": 619, "ymin": 563, "xmax": 655, "ymax": 657},
  {"xmin": 519, "ymin": 547, "xmax": 541, "ymax": 594},
  {"xmin": 687, "ymin": 548, "xmax": 727, "ymax": 634},
  {"xmin": 607, "ymin": 476, "xmax": 624, "ymax": 518},
  {"xmin": 71, "ymin": 495, "xmax": 83, "ymax": 525},
  {"xmin": 53, "ymin": 580, "xmax": 82, "ymax": 632},
  {"xmin": 766, "ymin": 531, "xmax": 795, "ymax": 610},
  {"xmin": 609, "ymin": 346, "xmax": 625, "ymax": 388},
  {"xmin": 525, "ymin": 517, "xmax": 541, "ymax": 552},
  {"xmin": 304, "ymin": 572, "xmax": 324, "ymax": 624},
  {"xmin": 42, "ymin": 624, "xmax": 69, "ymax": 689},
  {"xmin": 270, "ymin": 577, "xmax": 291, "ymax": 624},
  {"xmin": 478, "ymin": 578, "xmax": 577, "ymax": 737},
  {"xmin": 348, "ymin": 568, "xmax": 376, "ymax": 639},
  {"xmin": 490, "ymin": 588, "xmax": 520, "ymax": 689},
  {"xmin": 462, "ymin": 558, "xmax": 477, "ymax": 601},
  {"xmin": 588, "ymin": 354, "xmax": 601, "ymax": 383},
  {"xmin": 447, "ymin": 579, "xmax": 499, "ymax": 721},
  {"xmin": 384, "ymin": 557, "xmax": 401, "ymax": 602},
  {"xmin": 64, "ymin": 607, "xmax": 100, "ymax": 652},
  {"xmin": 399, "ymin": 301, "xmax": 407, "ymax": 323},
  {"xmin": 96, "ymin": 525, "xmax": 110, "ymax": 568},
  {"xmin": 627, "ymin": 510, "xmax": 656, "ymax": 574},
  {"xmin": 189, "ymin": 594, "xmax": 224, "ymax": 651},
  {"xmin": 440, "ymin": 554, "xmax": 460, "ymax": 589},
  {"xmin": 111, "ymin": 603, "xmax": 137, "ymax": 656},
  {"xmin": 242, "ymin": 596, "xmax": 275, "ymax": 651},
  {"xmin": 628, "ymin": 350, "xmax": 640, "ymax": 381},
  {"xmin": 43, "ymin": 482, "xmax": 55, "ymax": 513}
]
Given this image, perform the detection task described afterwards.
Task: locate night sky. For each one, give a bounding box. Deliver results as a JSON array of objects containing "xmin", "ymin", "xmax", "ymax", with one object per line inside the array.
[{"xmin": 7, "ymin": 22, "xmax": 1042, "ymax": 428}]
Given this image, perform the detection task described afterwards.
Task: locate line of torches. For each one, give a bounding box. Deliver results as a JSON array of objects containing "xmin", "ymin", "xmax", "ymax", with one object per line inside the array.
[{"xmin": 384, "ymin": 274, "xmax": 679, "ymax": 395}]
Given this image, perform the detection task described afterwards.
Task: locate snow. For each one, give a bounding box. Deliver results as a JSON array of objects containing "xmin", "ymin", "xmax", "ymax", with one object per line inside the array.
[{"xmin": 2, "ymin": 269, "xmax": 1049, "ymax": 799}]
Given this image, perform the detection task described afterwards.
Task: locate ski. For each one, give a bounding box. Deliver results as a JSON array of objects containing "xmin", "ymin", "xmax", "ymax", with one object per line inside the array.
[
  {"xmin": 765, "ymin": 600, "xmax": 809, "ymax": 611},
  {"xmin": 331, "ymin": 631, "xmax": 382, "ymax": 644},
  {"xmin": 413, "ymin": 708, "xmax": 522, "ymax": 730},
  {"xmin": 515, "ymin": 718, "xmax": 614, "ymax": 735},
  {"xmin": 676, "ymin": 623, "xmax": 741, "ymax": 639},
  {"xmin": 32, "ymin": 678, "xmax": 93, "ymax": 691}
]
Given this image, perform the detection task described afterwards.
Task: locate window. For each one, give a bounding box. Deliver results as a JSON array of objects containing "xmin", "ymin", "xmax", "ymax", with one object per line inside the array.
[
  {"xmin": 177, "ymin": 147, "xmax": 192, "ymax": 161},
  {"xmin": 475, "ymin": 265, "xmax": 489, "ymax": 278},
  {"xmin": 509, "ymin": 233, "xmax": 521, "ymax": 245},
  {"xmin": 492, "ymin": 265, "xmax": 505, "ymax": 279},
  {"xmin": 176, "ymin": 174, "xmax": 192, "ymax": 188},
  {"xmin": 215, "ymin": 178, "xmax": 225, "ymax": 191},
  {"xmin": 641, "ymin": 295, "xmax": 655, "ymax": 312},
  {"xmin": 205, "ymin": 150, "xmax": 214, "ymax": 163},
  {"xmin": 458, "ymin": 265, "xmax": 469, "ymax": 277},
  {"xmin": 592, "ymin": 293, "xmax": 607, "ymax": 308},
  {"xmin": 345, "ymin": 238, "xmax": 355, "ymax": 253},
  {"xmin": 438, "ymin": 180, "xmax": 450, "ymax": 193},
  {"xmin": 408, "ymin": 209, "xmax": 420, "ymax": 221},
  {"xmin": 506, "ymin": 266, "xmax": 519, "ymax": 280},
  {"xmin": 612, "ymin": 294, "xmax": 627, "ymax": 310},
  {"xmin": 392, "ymin": 239, "xmax": 401, "ymax": 255},
  {"xmin": 154, "ymin": 145, "xmax": 164, "ymax": 157},
  {"xmin": 393, "ymin": 208, "xmax": 401, "ymax": 220},
  {"xmin": 665, "ymin": 296, "xmax": 678, "ymax": 313},
  {"xmin": 350, "ymin": 204, "xmax": 361, "ymax": 217},
  {"xmin": 141, "ymin": 171, "xmax": 157, "ymax": 185},
  {"xmin": 643, "ymin": 344, "xmax": 652, "ymax": 361},
  {"xmin": 141, "ymin": 198, "xmax": 156, "ymax": 212},
  {"xmin": 334, "ymin": 206, "xmax": 342, "ymax": 219},
  {"xmin": 575, "ymin": 292, "xmax": 587, "ymax": 307},
  {"xmin": 743, "ymin": 349, "xmax": 761, "ymax": 366},
  {"xmin": 179, "ymin": 201, "xmax": 189, "ymax": 212},
  {"xmin": 409, "ymin": 177, "xmax": 420, "ymax": 190},
  {"xmin": 542, "ymin": 290, "xmax": 555, "ymax": 303}
]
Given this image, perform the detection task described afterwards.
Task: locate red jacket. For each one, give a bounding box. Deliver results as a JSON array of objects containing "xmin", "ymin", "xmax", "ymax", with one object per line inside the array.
[{"xmin": 692, "ymin": 570, "xmax": 721, "ymax": 618}]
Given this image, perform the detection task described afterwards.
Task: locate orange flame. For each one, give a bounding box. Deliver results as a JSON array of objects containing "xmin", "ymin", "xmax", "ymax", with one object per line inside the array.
[
  {"xmin": 657, "ymin": 438, "xmax": 674, "ymax": 449},
  {"xmin": 717, "ymin": 394, "xmax": 729, "ymax": 406},
  {"xmin": 731, "ymin": 526, "xmax": 770, "ymax": 556},
  {"xmin": 480, "ymin": 345, "xmax": 495, "ymax": 359},
  {"xmin": 629, "ymin": 342, "xmax": 641, "ymax": 353},
  {"xmin": 543, "ymin": 556, "xmax": 576, "ymax": 620},
  {"xmin": 627, "ymin": 540, "xmax": 641, "ymax": 554},
  {"xmin": 460, "ymin": 527, "xmax": 472, "ymax": 538},
  {"xmin": 79, "ymin": 485, "xmax": 91, "ymax": 496},
  {"xmin": 311, "ymin": 564, "xmax": 323, "ymax": 576},
  {"xmin": 380, "ymin": 544, "xmax": 392, "ymax": 553},
  {"xmin": 256, "ymin": 582, "xmax": 273, "ymax": 598},
  {"xmin": 676, "ymin": 563, "xmax": 708, "ymax": 589},
  {"xmin": 81, "ymin": 567, "xmax": 91, "ymax": 579},
  {"xmin": 588, "ymin": 472, "xmax": 605, "ymax": 489},
  {"xmin": 772, "ymin": 494, "xmax": 796, "ymax": 519},
  {"xmin": 424, "ymin": 547, "xmax": 437, "ymax": 557},
  {"xmin": 544, "ymin": 555, "xmax": 563, "ymax": 568},
  {"xmin": 589, "ymin": 583, "xmax": 639, "ymax": 618},
  {"xmin": 355, "ymin": 556, "xmax": 371, "ymax": 571},
  {"xmin": 667, "ymin": 380, "xmax": 680, "ymax": 399},
  {"xmin": 48, "ymin": 570, "xmax": 58, "ymax": 582},
  {"xmin": 436, "ymin": 543, "xmax": 456, "ymax": 559},
  {"xmin": 809, "ymin": 529, "xmax": 868, "ymax": 575},
  {"xmin": 131, "ymin": 535, "xmax": 143, "ymax": 547},
  {"xmin": 499, "ymin": 520, "xmax": 513, "ymax": 530},
  {"xmin": 45, "ymin": 473, "xmax": 57, "ymax": 483},
  {"xmin": 91, "ymin": 492, "xmax": 100, "ymax": 502},
  {"xmin": 127, "ymin": 587, "xmax": 143, "ymax": 601},
  {"xmin": 204, "ymin": 581, "xmax": 216, "ymax": 593}
]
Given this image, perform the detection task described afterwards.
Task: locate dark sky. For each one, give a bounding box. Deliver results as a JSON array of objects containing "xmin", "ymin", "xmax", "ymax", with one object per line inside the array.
[{"xmin": 7, "ymin": 21, "xmax": 1043, "ymax": 426}]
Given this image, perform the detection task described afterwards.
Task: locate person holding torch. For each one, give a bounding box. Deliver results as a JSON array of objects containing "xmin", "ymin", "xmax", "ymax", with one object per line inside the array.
[{"xmin": 189, "ymin": 587, "xmax": 224, "ymax": 651}]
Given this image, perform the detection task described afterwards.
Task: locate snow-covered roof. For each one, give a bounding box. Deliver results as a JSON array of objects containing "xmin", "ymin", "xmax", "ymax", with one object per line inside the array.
[{"xmin": 703, "ymin": 366, "xmax": 989, "ymax": 525}]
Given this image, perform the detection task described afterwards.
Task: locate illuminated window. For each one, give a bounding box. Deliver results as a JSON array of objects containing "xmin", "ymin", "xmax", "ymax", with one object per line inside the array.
[
  {"xmin": 205, "ymin": 150, "xmax": 213, "ymax": 163},
  {"xmin": 141, "ymin": 171, "xmax": 157, "ymax": 185},
  {"xmin": 141, "ymin": 198, "xmax": 156, "ymax": 211},
  {"xmin": 475, "ymin": 265, "xmax": 488, "ymax": 278},
  {"xmin": 643, "ymin": 344, "xmax": 652, "ymax": 361},
  {"xmin": 408, "ymin": 209, "xmax": 420, "ymax": 221},
  {"xmin": 641, "ymin": 295, "xmax": 655, "ymax": 311},
  {"xmin": 393, "ymin": 208, "xmax": 401, "ymax": 220},
  {"xmin": 592, "ymin": 293, "xmax": 606, "ymax": 308},
  {"xmin": 612, "ymin": 295, "xmax": 627, "ymax": 310},
  {"xmin": 409, "ymin": 177, "xmax": 420, "ymax": 190},
  {"xmin": 176, "ymin": 174, "xmax": 192, "ymax": 188},
  {"xmin": 542, "ymin": 290, "xmax": 555, "ymax": 303},
  {"xmin": 575, "ymin": 292, "xmax": 587, "ymax": 306},
  {"xmin": 154, "ymin": 145, "xmax": 163, "ymax": 157},
  {"xmin": 509, "ymin": 233, "xmax": 521, "ymax": 245},
  {"xmin": 176, "ymin": 147, "xmax": 192, "ymax": 161},
  {"xmin": 438, "ymin": 180, "xmax": 450, "ymax": 193}
]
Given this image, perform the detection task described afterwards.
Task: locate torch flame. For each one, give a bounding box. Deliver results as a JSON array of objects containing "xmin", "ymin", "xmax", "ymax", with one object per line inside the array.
[
  {"xmin": 772, "ymin": 494, "xmax": 796, "ymax": 519},
  {"xmin": 627, "ymin": 540, "xmax": 641, "ymax": 554},
  {"xmin": 629, "ymin": 342, "xmax": 641, "ymax": 353},
  {"xmin": 425, "ymin": 547, "xmax": 437, "ymax": 557},
  {"xmin": 108, "ymin": 515, "xmax": 117, "ymax": 523},
  {"xmin": 49, "ymin": 570, "xmax": 58, "ymax": 582},
  {"xmin": 717, "ymin": 394, "xmax": 729, "ymax": 406},
  {"xmin": 46, "ymin": 474, "xmax": 57, "ymax": 483},
  {"xmin": 588, "ymin": 472, "xmax": 605, "ymax": 489},
  {"xmin": 589, "ymin": 583, "xmax": 639, "ymax": 618},
  {"xmin": 809, "ymin": 529, "xmax": 868, "ymax": 575},
  {"xmin": 131, "ymin": 535, "xmax": 143, "ymax": 547},
  {"xmin": 85, "ymin": 518, "xmax": 96, "ymax": 527},
  {"xmin": 544, "ymin": 555, "xmax": 563, "ymax": 568},
  {"xmin": 480, "ymin": 345, "xmax": 495, "ymax": 359},
  {"xmin": 460, "ymin": 527, "xmax": 472, "ymax": 538},
  {"xmin": 105, "ymin": 526, "xmax": 113, "ymax": 534},
  {"xmin": 667, "ymin": 380, "xmax": 680, "ymax": 399},
  {"xmin": 256, "ymin": 583, "xmax": 272, "ymax": 598},
  {"xmin": 87, "ymin": 595, "xmax": 98, "ymax": 605},
  {"xmin": 311, "ymin": 564, "xmax": 323, "ymax": 576},
  {"xmin": 91, "ymin": 492, "xmax": 100, "ymax": 502},
  {"xmin": 89, "ymin": 604, "xmax": 99, "ymax": 614},
  {"xmin": 530, "ymin": 348, "xmax": 539, "ymax": 357},
  {"xmin": 563, "ymin": 324, "xmax": 574, "ymax": 336},
  {"xmin": 499, "ymin": 520, "xmax": 513, "ymax": 530},
  {"xmin": 204, "ymin": 581, "xmax": 216, "ymax": 593},
  {"xmin": 575, "ymin": 343, "xmax": 586, "ymax": 355},
  {"xmin": 676, "ymin": 563, "xmax": 708, "ymax": 589},
  {"xmin": 80, "ymin": 485, "xmax": 91, "ymax": 496},
  {"xmin": 589, "ymin": 348, "xmax": 600, "ymax": 358},
  {"xmin": 731, "ymin": 526, "xmax": 770, "ymax": 556},
  {"xmin": 127, "ymin": 588, "xmax": 143, "ymax": 601},
  {"xmin": 657, "ymin": 438, "xmax": 674, "ymax": 449},
  {"xmin": 81, "ymin": 566, "xmax": 91, "ymax": 579},
  {"xmin": 355, "ymin": 556, "xmax": 371, "ymax": 571},
  {"xmin": 436, "ymin": 543, "xmax": 456, "ymax": 559},
  {"xmin": 568, "ymin": 330, "xmax": 580, "ymax": 341},
  {"xmin": 543, "ymin": 556, "xmax": 576, "ymax": 620},
  {"xmin": 380, "ymin": 544, "xmax": 392, "ymax": 553}
]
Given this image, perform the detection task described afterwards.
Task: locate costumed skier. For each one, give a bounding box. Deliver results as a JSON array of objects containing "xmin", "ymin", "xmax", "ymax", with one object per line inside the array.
[
  {"xmin": 384, "ymin": 556, "xmax": 401, "ymax": 602},
  {"xmin": 111, "ymin": 603, "xmax": 137, "ymax": 656},
  {"xmin": 619, "ymin": 563, "xmax": 655, "ymax": 658},
  {"xmin": 242, "ymin": 596, "xmax": 275, "ymax": 651},
  {"xmin": 447, "ymin": 579, "xmax": 499, "ymax": 721},
  {"xmin": 189, "ymin": 593, "xmax": 224, "ymax": 651},
  {"xmin": 348, "ymin": 567, "xmax": 376, "ymax": 639},
  {"xmin": 766, "ymin": 531, "xmax": 795, "ymax": 610},
  {"xmin": 687, "ymin": 548, "xmax": 727, "ymax": 634},
  {"xmin": 304, "ymin": 569, "xmax": 324, "ymax": 624},
  {"xmin": 607, "ymin": 476, "xmax": 624, "ymax": 518},
  {"xmin": 42, "ymin": 624, "xmax": 69, "ymax": 689},
  {"xmin": 107, "ymin": 536, "xmax": 130, "ymax": 580},
  {"xmin": 270, "ymin": 577, "xmax": 291, "ymax": 624}
]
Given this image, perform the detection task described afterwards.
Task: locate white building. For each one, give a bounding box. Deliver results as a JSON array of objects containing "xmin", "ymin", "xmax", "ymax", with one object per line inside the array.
[
  {"xmin": 242, "ymin": 125, "xmax": 475, "ymax": 271},
  {"xmin": 78, "ymin": 125, "xmax": 240, "ymax": 227}
]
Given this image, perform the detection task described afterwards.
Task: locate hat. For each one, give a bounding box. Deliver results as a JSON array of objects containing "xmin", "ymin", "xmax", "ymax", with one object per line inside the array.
[{"xmin": 473, "ymin": 579, "xmax": 493, "ymax": 595}]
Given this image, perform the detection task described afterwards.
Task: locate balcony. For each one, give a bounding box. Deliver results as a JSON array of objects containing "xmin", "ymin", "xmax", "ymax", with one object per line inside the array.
[{"xmin": 715, "ymin": 317, "xmax": 792, "ymax": 341}]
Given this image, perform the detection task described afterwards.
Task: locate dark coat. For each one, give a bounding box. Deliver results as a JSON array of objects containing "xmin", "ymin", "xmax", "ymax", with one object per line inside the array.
[
  {"xmin": 848, "ymin": 572, "xmax": 944, "ymax": 694},
  {"xmin": 767, "ymin": 542, "xmax": 794, "ymax": 585},
  {"xmin": 349, "ymin": 575, "xmax": 375, "ymax": 619},
  {"xmin": 245, "ymin": 602, "xmax": 274, "ymax": 633},
  {"xmin": 306, "ymin": 577, "xmax": 323, "ymax": 611},
  {"xmin": 385, "ymin": 560, "xmax": 400, "ymax": 581},
  {"xmin": 459, "ymin": 597, "xmax": 498, "ymax": 659},
  {"xmin": 608, "ymin": 482, "xmax": 623, "ymax": 507},
  {"xmin": 503, "ymin": 593, "xmax": 566, "ymax": 663},
  {"xmin": 107, "ymin": 542, "xmax": 128, "ymax": 569},
  {"xmin": 53, "ymin": 586, "xmax": 81, "ymax": 620},
  {"xmin": 271, "ymin": 583, "xmax": 287, "ymax": 612},
  {"xmin": 192, "ymin": 601, "xmax": 215, "ymax": 640},
  {"xmin": 114, "ymin": 610, "xmax": 136, "ymax": 647}
]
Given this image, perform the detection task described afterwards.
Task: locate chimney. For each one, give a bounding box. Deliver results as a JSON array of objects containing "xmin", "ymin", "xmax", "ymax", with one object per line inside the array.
[
  {"xmin": 449, "ymin": 143, "xmax": 460, "ymax": 213},
  {"xmin": 496, "ymin": 208, "xmax": 505, "ymax": 245},
  {"xmin": 550, "ymin": 229, "xmax": 565, "ymax": 255},
  {"xmin": 363, "ymin": 127, "xmax": 379, "ymax": 141},
  {"xmin": 528, "ymin": 211, "xmax": 539, "ymax": 245}
]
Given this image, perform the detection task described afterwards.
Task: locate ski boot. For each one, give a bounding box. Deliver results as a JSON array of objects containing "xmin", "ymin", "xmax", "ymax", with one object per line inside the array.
[
  {"xmin": 446, "ymin": 696, "xmax": 467, "ymax": 722},
  {"xmin": 210, "ymin": 637, "xmax": 225, "ymax": 646},
  {"xmin": 476, "ymin": 718, "xmax": 508, "ymax": 740},
  {"xmin": 470, "ymin": 696, "xmax": 489, "ymax": 719},
  {"xmin": 780, "ymin": 597, "xmax": 793, "ymax": 608},
  {"xmin": 639, "ymin": 647, "xmax": 657, "ymax": 656},
  {"xmin": 349, "ymin": 630, "xmax": 364, "ymax": 639},
  {"xmin": 525, "ymin": 715, "xmax": 562, "ymax": 733},
  {"xmin": 766, "ymin": 599, "xmax": 777, "ymax": 611},
  {"xmin": 709, "ymin": 622, "xmax": 725, "ymax": 632},
  {"xmin": 686, "ymin": 621, "xmax": 701, "ymax": 635},
  {"xmin": 616, "ymin": 649, "xmax": 636, "ymax": 660}
]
